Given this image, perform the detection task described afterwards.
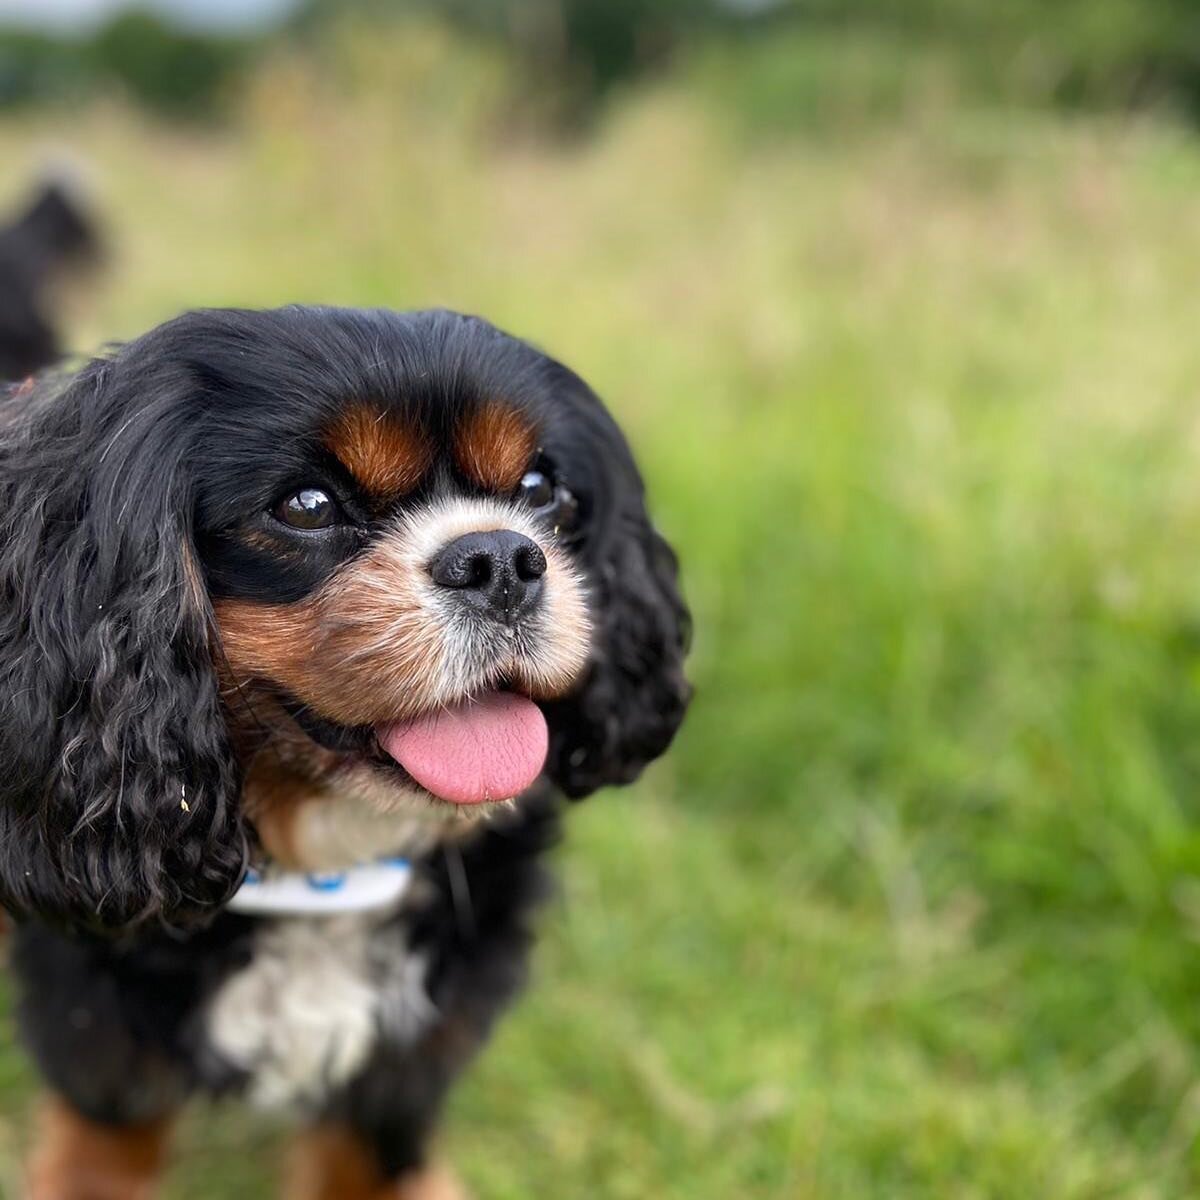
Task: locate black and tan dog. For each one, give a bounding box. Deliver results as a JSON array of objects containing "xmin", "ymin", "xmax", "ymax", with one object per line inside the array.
[
  {"xmin": 0, "ymin": 177, "xmax": 100, "ymax": 382},
  {"xmin": 0, "ymin": 306, "xmax": 690, "ymax": 1198}
]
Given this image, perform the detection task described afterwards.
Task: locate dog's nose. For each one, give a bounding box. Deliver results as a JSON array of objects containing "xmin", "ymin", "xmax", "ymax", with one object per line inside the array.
[{"xmin": 429, "ymin": 530, "xmax": 547, "ymax": 623}]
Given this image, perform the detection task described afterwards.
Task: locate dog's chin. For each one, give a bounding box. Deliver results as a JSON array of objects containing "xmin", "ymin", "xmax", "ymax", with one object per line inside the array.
[{"xmin": 261, "ymin": 753, "xmax": 484, "ymax": 873}]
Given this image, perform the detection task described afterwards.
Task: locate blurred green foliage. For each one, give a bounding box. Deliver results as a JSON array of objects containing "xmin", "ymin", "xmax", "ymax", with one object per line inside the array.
[
  {"xmin": 85, "ymin": 12, "xmax": 256, "ymax": 117},
  {"xmin": 780, "ymin": 0, "xmax": 1200, "ymax": 121},
  {"xmin": 0, "ymin": 11, "xmax": 254, "ymax": 118},
  {"xmin": 299, "ymin": 0, "xmax": 1200, "ymax": 129},
  {"xmin": 1, "ymin": 0, "xmax": 1199, "ymax": 128}
]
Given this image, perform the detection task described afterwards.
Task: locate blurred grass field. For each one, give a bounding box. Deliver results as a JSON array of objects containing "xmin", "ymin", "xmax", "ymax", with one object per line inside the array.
[{"xmin": 6, "ymin": 21, "xmax": 1200, "ymax": 1198}]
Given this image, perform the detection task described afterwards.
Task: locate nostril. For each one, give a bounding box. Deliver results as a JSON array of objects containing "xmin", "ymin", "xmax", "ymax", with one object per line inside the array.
[
  {"xmin": 430, "ymin": 542, "xmax": 496, "ymax": 590},
  {"xmin": 515, "ymin": 544, "xmax": 547, "ymax": 582},
  {"xmin": 466, "ymin": 552, "xmax": 492, "ymax": 588}
]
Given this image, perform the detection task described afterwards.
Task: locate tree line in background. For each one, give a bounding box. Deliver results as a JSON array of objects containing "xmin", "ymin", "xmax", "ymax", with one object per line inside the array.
[{"xmin": 0, "ymin": 0, "xmax": 1197, "ymax": 129}]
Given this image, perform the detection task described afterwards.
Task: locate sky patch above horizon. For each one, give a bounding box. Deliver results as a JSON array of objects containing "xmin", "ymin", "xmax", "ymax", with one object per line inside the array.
[{"xmin": 0, "ymin": 0, "xmax": 299, "ymax": 33}]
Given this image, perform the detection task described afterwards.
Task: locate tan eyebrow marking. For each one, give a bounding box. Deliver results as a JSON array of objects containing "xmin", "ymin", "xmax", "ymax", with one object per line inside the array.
[
  {"xmin": 324, "ymin": 404, "xmax": 431, "ymax": 499},
  {"xmin": 453, "ymin": 402, "xmax": 537, "ymax": 493}
]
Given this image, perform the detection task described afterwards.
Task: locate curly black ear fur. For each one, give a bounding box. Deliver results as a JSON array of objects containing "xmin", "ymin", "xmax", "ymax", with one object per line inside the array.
[
  {"xmin": 0, "ymin": 355, "xmax": 246, "ymax": 934},
  {"xmin": 542, "ymin": 378, "xmax": 691, "ymax": 799}
]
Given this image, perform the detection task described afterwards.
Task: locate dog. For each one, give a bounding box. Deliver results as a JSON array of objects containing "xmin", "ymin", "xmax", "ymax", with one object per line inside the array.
[
  {"xmin": 0, "ymin": 177, "xmax": 101, "ymax": 382},
  {"xmin": 0, "ymin": 305, "xmax": 690, "ymax": 1198}
]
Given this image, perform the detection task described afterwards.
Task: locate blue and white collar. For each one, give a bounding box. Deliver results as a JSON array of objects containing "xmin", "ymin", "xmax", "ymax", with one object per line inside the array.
[{"xmin": 227, "ymin": 857, "xmax": 413, "ymax": 917}]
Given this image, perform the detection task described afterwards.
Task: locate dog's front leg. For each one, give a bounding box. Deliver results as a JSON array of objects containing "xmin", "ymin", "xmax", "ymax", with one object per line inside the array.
[
  {"xmin": 25, "ymin": 1095, "xmax": 173, "ymax": 1200},
  {"xmin": 284, "ymin": 1124, "xmax": 466, "ymax": 1200}
]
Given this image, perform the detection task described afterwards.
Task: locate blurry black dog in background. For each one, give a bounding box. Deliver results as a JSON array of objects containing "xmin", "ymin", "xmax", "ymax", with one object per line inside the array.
[{"xmin": 0, "ymin": 177, "xmax": 102, "ymax": 381}]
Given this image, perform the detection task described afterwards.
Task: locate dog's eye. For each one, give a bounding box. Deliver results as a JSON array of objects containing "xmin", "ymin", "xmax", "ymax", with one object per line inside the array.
[
  {"xmin": 273, "ymin": 488, "xmax": 340, "ymax": 530},
  {"xmin": 517, "ymin": 468, "xmax": 580, "ymax": 535},
  {"xmin": 518, "ymin": 470, "xmax": 555, "ymax": 510}
]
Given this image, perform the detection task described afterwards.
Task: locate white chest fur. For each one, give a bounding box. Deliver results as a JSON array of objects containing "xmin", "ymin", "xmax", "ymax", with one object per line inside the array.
[{"xmin": 205, "ymin": 910, "xmax": 436, "ymax": 1110}]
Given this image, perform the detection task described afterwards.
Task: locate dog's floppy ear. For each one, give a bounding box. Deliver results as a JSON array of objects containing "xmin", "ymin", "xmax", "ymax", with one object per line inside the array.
[
  {"xmin": 542, "ymin": 384, "xmax": 691, "ymax": 798},
  {"xmin": 0, "ymin": 355, "xmax": 247, "ymax": 933}
]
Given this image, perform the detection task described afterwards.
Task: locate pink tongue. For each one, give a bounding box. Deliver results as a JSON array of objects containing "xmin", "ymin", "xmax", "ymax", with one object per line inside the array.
[{"xmin": 376, "ymin": 692, "xmax": 549, "ymax": 806}]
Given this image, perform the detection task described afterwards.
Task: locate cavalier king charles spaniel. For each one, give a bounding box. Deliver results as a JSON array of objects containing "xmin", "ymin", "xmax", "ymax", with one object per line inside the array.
[{"xmin": 0, "ymin": 306, "xmax": 690, "ymax": 1199}]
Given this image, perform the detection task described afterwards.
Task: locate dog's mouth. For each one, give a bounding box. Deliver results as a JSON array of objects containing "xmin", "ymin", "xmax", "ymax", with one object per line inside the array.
[
  {"xmin": 374, "ymin": 691, "xmax": 547, "ymax": 806},
  {"xmin": 278, "ymin": 687, "xmax": 549, "ymax": 807}
]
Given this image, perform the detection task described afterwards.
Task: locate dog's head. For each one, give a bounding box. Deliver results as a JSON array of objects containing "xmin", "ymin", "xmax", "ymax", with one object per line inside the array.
[{"xmin": 0, "ymin": 307, "xmax": 690, "ymax": 933}]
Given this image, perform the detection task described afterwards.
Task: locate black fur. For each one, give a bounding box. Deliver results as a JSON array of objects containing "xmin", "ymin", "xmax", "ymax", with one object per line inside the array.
[
  {"xmin": 0, "ymin": 306, "xmax": 689, "ymax": 1180},
  {"xmin": 0, "ymin": 180, "xmax": 101, "ymax": 381},
  {"xmin": 539, "ymin": 358, "xmax": 692, "ymax": 797},
  {"xmin": 0, "ymin": 354, "xmax": 248, "ymax": 933}
]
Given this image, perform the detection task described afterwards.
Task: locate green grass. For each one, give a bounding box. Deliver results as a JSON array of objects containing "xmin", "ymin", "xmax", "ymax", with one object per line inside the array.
[{"xmin": 5, "ymin": 25, "xmax": 1200, "ymax": 1197}]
